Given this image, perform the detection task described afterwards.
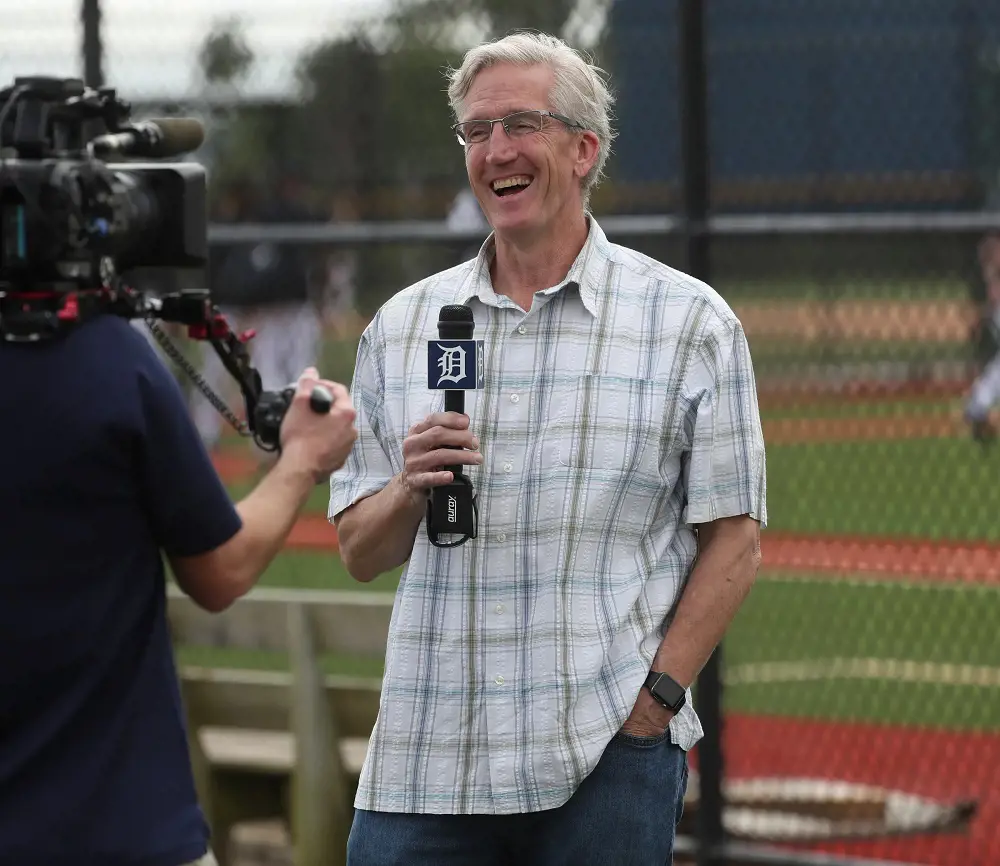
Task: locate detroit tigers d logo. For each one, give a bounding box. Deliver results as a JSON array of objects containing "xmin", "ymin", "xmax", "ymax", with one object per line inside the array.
[{"xmin": 436, "ymin": 344, "xmax": 467, "ymax": 386}]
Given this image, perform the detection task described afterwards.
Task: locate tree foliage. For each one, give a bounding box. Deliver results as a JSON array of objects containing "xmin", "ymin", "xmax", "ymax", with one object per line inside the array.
[
  {"xmin": 197, "ymin": 16, "xmax": 254, "ymax": 86},
  {"xmin": 197, "ymin": 0, "xmax": 613, "ymax": 219}
]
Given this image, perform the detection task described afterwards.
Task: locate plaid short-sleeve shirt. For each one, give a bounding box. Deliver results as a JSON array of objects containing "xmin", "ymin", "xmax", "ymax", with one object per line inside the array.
[{"xmin": 329, "ymin": 217, "xmax": 767, "ymax": 815}]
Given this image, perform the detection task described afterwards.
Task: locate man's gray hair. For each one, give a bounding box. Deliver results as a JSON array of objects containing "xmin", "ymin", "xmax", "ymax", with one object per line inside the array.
[{"xmin": 446, "ymin": 32, "xmax": 617, "ymax": 209}]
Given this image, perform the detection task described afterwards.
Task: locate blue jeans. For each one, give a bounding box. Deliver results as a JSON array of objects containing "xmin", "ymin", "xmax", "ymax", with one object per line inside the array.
[{"xmin": 347, "ymin": 730, "xmax": 688, "ymax": 866}]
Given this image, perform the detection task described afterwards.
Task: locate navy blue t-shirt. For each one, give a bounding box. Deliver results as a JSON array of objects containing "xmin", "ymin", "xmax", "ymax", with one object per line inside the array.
[{"xmin": 0, "ymin": 316, "xmax": 243, "ymax": 866}]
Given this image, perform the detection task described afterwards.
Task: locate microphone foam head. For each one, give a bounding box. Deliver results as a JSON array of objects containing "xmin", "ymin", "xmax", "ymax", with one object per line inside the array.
[
  {"xmin": 439, "ymin": 304, "xmax": 474, "ymax": 323},
  {"xmin": 149, "ymin": 118, "xmax": 205, "ymax": 153}
]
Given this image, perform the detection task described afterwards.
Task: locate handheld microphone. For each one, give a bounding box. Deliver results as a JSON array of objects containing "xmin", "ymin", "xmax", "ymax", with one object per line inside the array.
[
  {"xmin": 89, "ymin": 118, "xmax": 205, "ymax": 160},
  {"xmin": 426, "ymin": 304, "xmax": 484, "ymax": 547}
]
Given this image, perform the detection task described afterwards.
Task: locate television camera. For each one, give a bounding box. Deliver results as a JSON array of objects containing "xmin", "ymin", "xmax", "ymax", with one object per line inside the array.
[{"xmin": 0, "ymin": 75, "xmax": 331, "ymax": 451}]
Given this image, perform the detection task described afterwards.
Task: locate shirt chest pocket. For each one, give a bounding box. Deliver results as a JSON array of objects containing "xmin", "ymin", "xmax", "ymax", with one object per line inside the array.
[{"xmin": 548, "ymin": 374, "xmax": 663, "ymax": 478}]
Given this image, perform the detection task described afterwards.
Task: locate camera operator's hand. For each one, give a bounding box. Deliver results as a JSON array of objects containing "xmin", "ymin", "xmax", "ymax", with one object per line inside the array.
[
  {"xmin": 399, "ymin": 412, "xmax": 483, "ymax": 507},
  {"xmin": 279, "ymin": 366, "xmax": 358, "ymax": 483}
]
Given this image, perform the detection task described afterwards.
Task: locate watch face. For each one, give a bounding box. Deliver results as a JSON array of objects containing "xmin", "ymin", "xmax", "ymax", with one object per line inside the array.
[{"xmin": 652, "ymin": 675, "xmax": 685, "ymax": 711}]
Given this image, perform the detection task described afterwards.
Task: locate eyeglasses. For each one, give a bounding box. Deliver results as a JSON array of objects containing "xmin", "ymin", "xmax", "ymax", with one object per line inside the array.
[{"xmin": 451, "ymin": 109, "xmax": 585, "ymax": 146}]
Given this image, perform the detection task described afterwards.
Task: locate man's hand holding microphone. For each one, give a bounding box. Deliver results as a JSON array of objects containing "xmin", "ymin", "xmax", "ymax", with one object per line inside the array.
[
  {"xmin": 334, "ymin": 410, "xmax": 483, "ymax": 582},
  {"xmin": 335, "ymin": 303, "xmax": 484, "ymax": 579},
  {"xmin": 399, "ymin": 412, "xmax": 483, "ymax": 508}
]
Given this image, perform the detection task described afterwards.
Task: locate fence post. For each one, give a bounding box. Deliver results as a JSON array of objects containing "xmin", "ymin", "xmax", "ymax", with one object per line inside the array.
[
  {"xmin": 677, "ymin": 1, "xmax": 725, "ymax": 864},
  {"xmin": 81, "ymin": 0, "xmax": 103, "ymax": 88}
]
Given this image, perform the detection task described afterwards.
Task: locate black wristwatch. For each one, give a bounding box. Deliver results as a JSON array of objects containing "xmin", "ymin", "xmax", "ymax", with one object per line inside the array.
[{"xmin": 644, "ymin": 671, "xmax": 687, "ymax": 714}]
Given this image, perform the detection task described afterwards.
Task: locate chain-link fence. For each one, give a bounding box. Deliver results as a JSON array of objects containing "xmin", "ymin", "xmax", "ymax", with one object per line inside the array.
[
  {"xmin": 694, "ymin": 6, "xmax": 999, "ymax": 865},
  {"xmin": 16, "ymin": 0, "xmax": 1000, "ymax": 863}
]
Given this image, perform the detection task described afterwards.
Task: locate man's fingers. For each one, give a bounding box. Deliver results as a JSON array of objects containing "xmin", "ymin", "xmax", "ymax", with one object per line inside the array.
[
  {"xmin": 402, "ymin": 444, "xmax": 483, "ymax": 476},
  {"xmin": 321, "ymin": 381, "xmax": 352, "ymax": 408},
  {"xmin": 407, "ymin": 417, "xmax": 471, "ymax": 442},
  {"xmin": 409, "ymin": 412, "xmax": 471, "ymax": 435},
  {"xmin": 430, "ymin": 448, "xmax": 484, "ymax": 465},
  {"xmin": 432, "ymin": 411, "xmax": 471, "ymax": 429},
  {"xmin": 411, "ymin": 449, "xmax": 484, "ymax": 471},
  {"xmin": 407, "ymin": 470, "xmax": 455, "ymax": 490},
  {"xmin": 423, "ymin": 427, "xmax": 479, "ymax": 450},
  {"xmin": 294, "ymin": 369, "xmax": 321, "ymax": 401},
  {"xmin": 403, "ymin": 430, "xmax": 481, "ymax": 459},
  {"xmin": 406, "ymin": 415, "xmax": 438, "ymax": 436}
]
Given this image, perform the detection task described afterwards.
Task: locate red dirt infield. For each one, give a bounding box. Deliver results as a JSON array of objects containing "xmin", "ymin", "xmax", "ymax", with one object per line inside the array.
[
  {"xmin": 243, "ymin": 513, "xmax": 1000, "ymax": 587},
  {"xmin": 763, "ymin": 412, "xmax": 963, "ymax": 445},
  {"xmin": 710, "ymin": 715, "xmax": 999, "ymax": 866}
]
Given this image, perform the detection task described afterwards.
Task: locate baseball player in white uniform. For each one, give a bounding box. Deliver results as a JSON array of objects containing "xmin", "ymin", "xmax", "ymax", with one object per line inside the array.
[
  {"xmin": 965, "ymin": 232, "xmax": 1000, "ymax": 443},
  {"xmin": 191, "ymin": 247, "xmax": 321, "ymax": 452},
  {"xmin": 191, "ymin": 179, "xmax": 323, "ymax": 452}
]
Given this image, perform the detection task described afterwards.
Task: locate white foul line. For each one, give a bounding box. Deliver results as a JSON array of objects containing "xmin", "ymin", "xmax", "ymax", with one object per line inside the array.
[{"xmin": 726, "ymin": 657, "xmax": 1000, "ymax": 688}]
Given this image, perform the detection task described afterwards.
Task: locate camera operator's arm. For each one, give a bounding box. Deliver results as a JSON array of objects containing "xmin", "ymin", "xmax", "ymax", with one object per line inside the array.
[{"xmin": 170, "ymin": 370, "xmax": 356, "ymax": 611}]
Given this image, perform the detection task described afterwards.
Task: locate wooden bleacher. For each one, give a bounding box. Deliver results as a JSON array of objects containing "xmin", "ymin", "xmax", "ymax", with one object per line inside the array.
[{"xmin": 167, "ymin": 585, "xmax": 394, "ymax": 866}]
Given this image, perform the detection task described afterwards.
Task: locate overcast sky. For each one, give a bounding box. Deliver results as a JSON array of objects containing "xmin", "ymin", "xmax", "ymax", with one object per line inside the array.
[{"xmin": 1, "ymin": 0, "xmax": 386, "ymax": 100}]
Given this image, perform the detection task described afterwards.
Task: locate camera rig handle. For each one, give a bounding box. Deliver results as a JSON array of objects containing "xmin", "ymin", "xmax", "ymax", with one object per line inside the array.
[{"xmin": 137, "ymin": 288, "xmax": 333, "ymax": 452}]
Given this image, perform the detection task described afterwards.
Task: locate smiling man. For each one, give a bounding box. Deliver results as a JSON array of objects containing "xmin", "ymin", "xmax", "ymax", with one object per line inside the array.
[{"xmin": 330, "ymin": 31, "xmax": 767, "ymax": 866}]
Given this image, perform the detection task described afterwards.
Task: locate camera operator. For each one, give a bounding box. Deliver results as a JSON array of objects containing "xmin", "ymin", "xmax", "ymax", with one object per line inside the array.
[{"xmin": 0, "ymin": 311, "xmax": 357, "ymax": 866}]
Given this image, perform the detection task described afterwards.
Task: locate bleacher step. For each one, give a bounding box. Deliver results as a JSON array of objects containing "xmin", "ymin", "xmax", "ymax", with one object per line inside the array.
[{"xmin": 199, "ymin": 727, "xmax": 369, "ymax": 776}]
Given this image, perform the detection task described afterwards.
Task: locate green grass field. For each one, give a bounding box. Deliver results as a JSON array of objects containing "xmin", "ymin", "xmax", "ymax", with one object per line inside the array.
[
  {"xmin": 218, "ymin": 391, "xmax": 999, "ymax": 543},
  {"xmin": 714, "ymin": 274, "xmax": 974, "ymax": 302},
  {"xmin": 724, "ymin": 575, "xmax": 1000, "ymax": 731},
  {"xmin": 750, "ymin": 333, "xmax": 975, "ymax": 364},
  {"xmin": 760, "ymin": 397, "xmax": 961, "ymax": 421},
  {"xmin": 226, "ymin": 429, "xmax": 1000, "ymax": 541},
  {"xmin": 173, "ymin": 547, "xmax": 1000, "ymax": 732},
  {"xmin": 765, "ymin": 435, "xmax": 1000, "ymax": 541}
]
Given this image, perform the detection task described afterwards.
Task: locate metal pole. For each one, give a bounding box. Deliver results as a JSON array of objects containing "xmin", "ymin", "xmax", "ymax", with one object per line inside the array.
[
  {"xmin": 677, "ymin": 1, "xmax": 724, "ymax": 865},
  {"xmin": 81, "ymin": 0, "xmax": 104, "ymax": 88},
  {"xmin": 679, "ymin": 0, "xmax": 711, "ymax": 280}
]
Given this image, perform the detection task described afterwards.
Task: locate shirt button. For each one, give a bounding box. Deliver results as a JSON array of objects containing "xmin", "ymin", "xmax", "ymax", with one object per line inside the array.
[
  {"xmin": 510, "ymin": 393, "xmax": 520, "ymax": 404},
  {"xmin": 517, "ymin": 325, "xmax": 527, "ymax": 335},
  {"xmin": 496, "ymin": 532, "xmax": 507, "ymax": 543},
  {"xmin": 495, "ymin": 674, "xmax": 505, "ymax": 685},
  {"xmin": 503, "ymin": 462, "xmax": 513, "ymax": 473},
  {"xmin": 495, "ymin": 603, "xmax": 506, "ymax": 615}
]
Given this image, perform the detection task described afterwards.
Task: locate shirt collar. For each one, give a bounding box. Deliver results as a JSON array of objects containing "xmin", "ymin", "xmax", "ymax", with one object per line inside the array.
[{"xmin": 455, "ymin": 215, "xmax": 609, "ymax": 318}]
